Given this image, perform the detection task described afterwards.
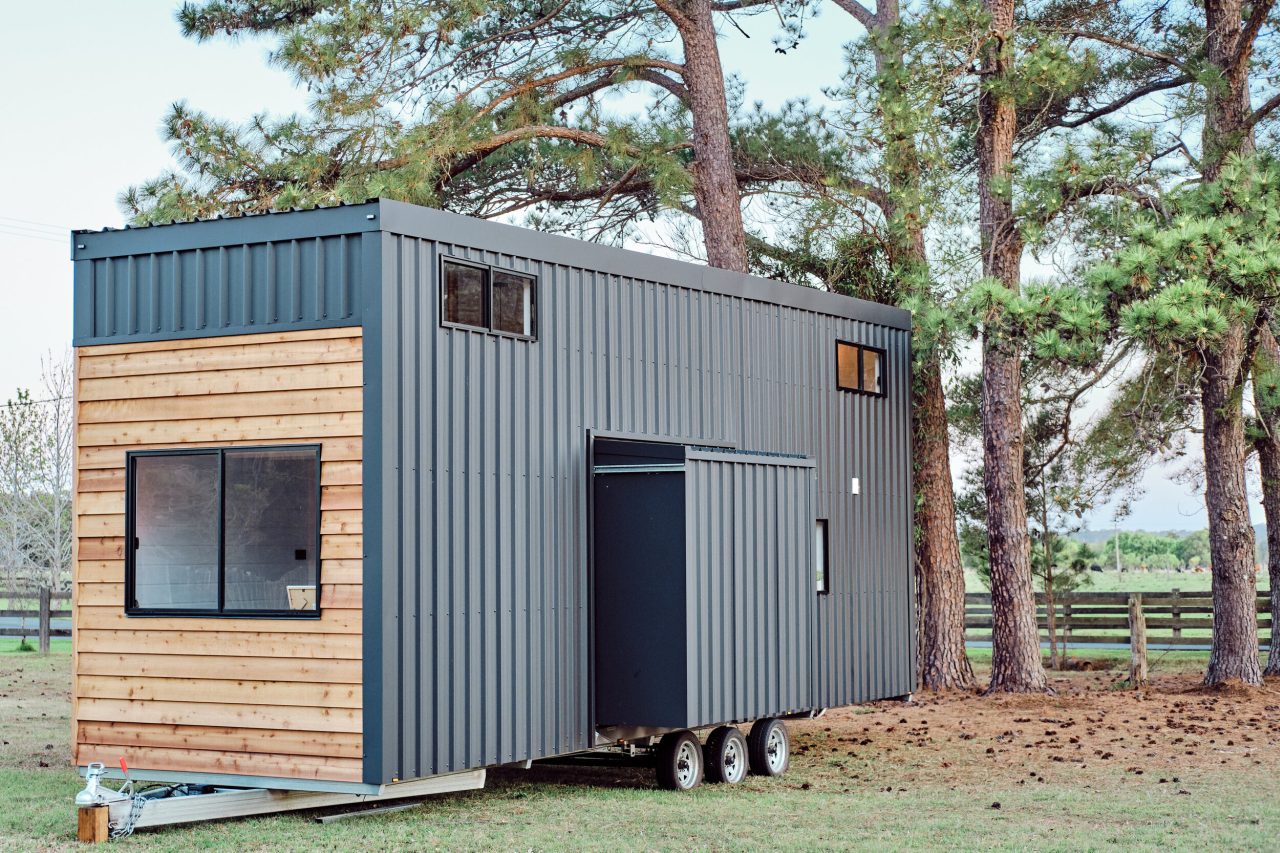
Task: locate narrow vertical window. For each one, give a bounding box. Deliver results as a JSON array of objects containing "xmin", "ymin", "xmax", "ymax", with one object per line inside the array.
[
  {"xmin": 836, "ymin": 342, "xmax": 861, "ymax": 392},
  {"xmin": 223, "ymin": 448, "xmax": 320, "ymax": 612},
  {"xmin": 132, "ymin": 453, "xmax": 220, "ymax": 610},
  {"xmin": 861, "ymin": 347, "xmax": 883, "ymax": 395},
  {"xmin": 442, "ymin": 259, "xmax": 487, "ymax": 328},
  {"xmin": 815, "ymin": 519, "xmax": 829, "ymax": 594}
]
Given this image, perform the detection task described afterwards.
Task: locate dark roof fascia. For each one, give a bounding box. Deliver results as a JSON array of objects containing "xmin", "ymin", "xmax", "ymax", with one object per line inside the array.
[
  {"xmin": 375, "ymin": 199, "xmax": 912, "ymax": 331},
  {"xmin": 70, "ymin": 202, "xmax": 382, "ymax": 261}
]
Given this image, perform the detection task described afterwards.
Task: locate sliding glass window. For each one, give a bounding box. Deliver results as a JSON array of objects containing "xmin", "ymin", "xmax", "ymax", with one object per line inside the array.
[{"xmin": 126, "ymin": 445, "xmax": 321, "ymax": 617}]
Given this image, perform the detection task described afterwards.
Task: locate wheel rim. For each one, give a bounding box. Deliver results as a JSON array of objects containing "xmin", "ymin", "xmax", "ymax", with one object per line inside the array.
[
  {"xmin": 765, "ymin": 726, "xmax": 787, "ymax": 773},
  {"xmin": 676, "ymin": 740, "xmax": 699, "ymax": 788},
  {"xmin": 723, "ymin": 737, "xmax": 746, "ymax": 783}
]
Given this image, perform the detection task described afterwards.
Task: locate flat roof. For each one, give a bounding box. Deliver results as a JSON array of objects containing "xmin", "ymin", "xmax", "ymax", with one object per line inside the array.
[{"xmin": 73, "ymin": 199, "xmax": 911, "ymax": 331}]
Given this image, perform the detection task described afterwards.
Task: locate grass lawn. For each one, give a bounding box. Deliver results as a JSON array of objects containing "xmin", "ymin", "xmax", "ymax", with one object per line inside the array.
[
  {"xmin": 4, "ymin": 644, "xmax": 1280, "ymax": 850},
  {"xmin": 965, "ymin": 568, "xmax": 1273, "ymax": 594}
]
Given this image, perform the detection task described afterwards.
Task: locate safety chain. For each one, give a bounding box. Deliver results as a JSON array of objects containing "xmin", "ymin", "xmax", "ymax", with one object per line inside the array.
[{"xmin": 108, "ymin": 793, "xmax": 147, "ymax": 840}]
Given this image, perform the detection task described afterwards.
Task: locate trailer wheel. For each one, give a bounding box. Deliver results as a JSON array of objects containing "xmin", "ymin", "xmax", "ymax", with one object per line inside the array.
[
  {"xmin": 747, "ymin": 718, "xmax": 790, "ymax": 777},
  {"xmin": 655, "ymin": 730, "xmax": 704, "ymax": 791},
  {"xmin": 704, "ymin": 726, "xmax": 749, "ymax": 784}
]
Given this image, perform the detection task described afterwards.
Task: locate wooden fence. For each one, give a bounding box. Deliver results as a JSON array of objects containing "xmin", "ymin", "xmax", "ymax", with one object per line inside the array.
[
  {"xmin": 1, "ymin": 588, "xmax": 71, "ymax": 653},
  {"xmin": 965, "ymin": 590, "xmax": 1273, "ymax": 651}
]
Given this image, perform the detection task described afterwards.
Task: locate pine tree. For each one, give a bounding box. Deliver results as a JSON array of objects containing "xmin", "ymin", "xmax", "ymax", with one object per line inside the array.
[
  {"xmin": 126, "ymin": 0, "xmax": 817, "ymax": 272},
  {"xmin": 1081, "ymin": 0, "xmax": 1280, "ymax": 686},
  {"xmin": 823, "ymin": 0, "xmax": 978, "ymax": 691}
]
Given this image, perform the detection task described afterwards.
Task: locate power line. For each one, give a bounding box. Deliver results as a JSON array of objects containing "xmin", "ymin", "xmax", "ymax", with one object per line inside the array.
[
  {"xmin": 0, "ymin": 221, "xmax": 64, "ymax": 237},
  {"xmin": 0, "ymin": 214, "xmax": 68, "ymax": 233},
  {"xmin": 0, "ymin": 395, "xmax": 71, "ymax": 407},
  {"xmin": 0, "ymin": 227, "xmax": 65, "ymax": 245}
]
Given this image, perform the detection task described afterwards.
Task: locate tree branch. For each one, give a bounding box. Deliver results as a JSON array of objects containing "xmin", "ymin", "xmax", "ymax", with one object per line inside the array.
[
  {"xmin": 630, "ymin": 69, "xmax": 691, "ymax": 104},
  {"xmin": 1058, "ymin": 29, "xmax": 1189, "ymax": 73},
  {"xmin": 744, "ymin": 232, "xmax": 839, "ymax": 283},
  {"xmin": 1054, "ymin": 75, "xmax": 1191, "ymax": 128},
  {"xmin": 471, "ymin": 57, "xmax": 686, "ymax": 121},
  {"xmin": 829, "ymin": 0, "xmax": 878, "ymax": 28},
  {"xmin": 1246, "ymin": 89, "xmax": 1280, "ymax": 130},
  {"xmin": 709, "ymin": 0, "xmax": 777, "ymax": 11},
  {"xmin": 732, "ymin": 161, "xmax": 892, "ymax": 213},
  {"xmin": 1234, "ymin": 0, "xmax": 1276, "ymax": 78}
]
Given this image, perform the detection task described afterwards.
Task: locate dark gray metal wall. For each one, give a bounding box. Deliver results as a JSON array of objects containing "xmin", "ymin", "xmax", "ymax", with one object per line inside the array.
[
  {"xmin": 365, "ymin": 201, "xmax": 915, "ymax": 785},
  {"xmin": 683, "ymin": 450, "xmax": 817, "ymax": 726},
  {"xmin": 72, "ymin": 205, "xmax": 374, "ymax": 345},
  {"xmin": 592, "ymin": 449, "xmax": 816, "ymax": 731}
]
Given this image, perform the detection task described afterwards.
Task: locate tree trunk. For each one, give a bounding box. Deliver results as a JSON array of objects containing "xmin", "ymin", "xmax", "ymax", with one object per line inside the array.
[
  {"xmin": 830, "ymin": 0, "xmax": 973, "ymax": 691},
  {"xmin": 914, "ymin": 355, "xmax": 977, "ymax": 690},
  {"xmin": 1198, "ymin": 0, "xmax": 1262, "ymax": 686},
  {"xmin": 1256, "ymin": 433, "xmax": 1280, "ymax": 677},
  {"xmin": 978, "ymin": 0, "xmax": 1048, "ymax": 693},
  {"xmin": 672, "ymin": 0, "xmax": 748, "ymax": 272},
  {"xmin": 1252, "ymin": 327, "xmax": 1280, "ymax": 677},
  {"xmin": 1201, "ymin": 335, "xmax": 1262, "ymax": 685},
  {"xmin": 1202, "ymin": 0, "xmax": 1255, "ymax": 182}
]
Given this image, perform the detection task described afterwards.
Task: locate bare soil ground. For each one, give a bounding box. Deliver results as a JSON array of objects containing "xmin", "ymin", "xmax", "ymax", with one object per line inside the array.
[{"xmin": 795, "ymin": 667, "xmax": 1280, "ymax": 795}]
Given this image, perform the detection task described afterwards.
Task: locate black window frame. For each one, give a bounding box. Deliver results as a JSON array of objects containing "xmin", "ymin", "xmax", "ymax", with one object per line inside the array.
[
  {"xmin": 815, "ymin": 518, "xmax": 830, "ymax": 595},
  {"xmin": 439, "ymin": 255, "xmax": 538, "ymax": 341},
  {"xmin": 124, "ymin": 444, "xmax": 324, "ymax": 619},
  {"xmin": 835, "ymin": 340, "xmax": 887, "ymax": 397}
]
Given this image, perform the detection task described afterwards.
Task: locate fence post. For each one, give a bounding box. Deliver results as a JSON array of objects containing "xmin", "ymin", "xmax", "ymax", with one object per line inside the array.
[
  {"xmin": 1061, "ymin": 601, "xmax": 1072, "ymax": 657},
  {"xmin": 38, "ymin": 587, "xmax": 51, "ymax": 655},
  {"xmin": 1170, "ymin": 588, "xmax": 1181, "ymax": 641},
  {"xmin": 1128, "ymin": 592, "xmax": 1147, "ymax": 688}
]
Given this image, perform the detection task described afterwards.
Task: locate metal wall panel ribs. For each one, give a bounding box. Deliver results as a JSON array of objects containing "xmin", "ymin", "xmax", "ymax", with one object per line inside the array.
[{"xmin": 368, "ymin": 203, "xmax": 916, "ymax": 786}]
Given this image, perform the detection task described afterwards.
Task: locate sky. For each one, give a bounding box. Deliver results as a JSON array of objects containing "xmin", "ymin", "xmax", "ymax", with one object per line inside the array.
[{"xmin": 0, "ymin": 1, "xmax": 1258, "ymax": 532}]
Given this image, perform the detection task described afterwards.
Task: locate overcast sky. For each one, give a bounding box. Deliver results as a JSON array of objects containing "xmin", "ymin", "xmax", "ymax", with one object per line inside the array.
[{"xmin": 1, "ymin": 1, "xmax": 1256, "ymax": 532}]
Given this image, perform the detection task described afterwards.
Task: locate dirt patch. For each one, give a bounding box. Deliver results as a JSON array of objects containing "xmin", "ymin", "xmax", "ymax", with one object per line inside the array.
[
  {"xmin": 0, "ymin": 652, "xmax": 72, "ymax": 772},
  {"xmin": 789, "ymin": 670, "xmax": 1280, "ymax": 792}
]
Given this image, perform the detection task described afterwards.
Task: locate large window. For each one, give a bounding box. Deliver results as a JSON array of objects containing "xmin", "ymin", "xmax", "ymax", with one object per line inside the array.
[
  {"xmin": 127, "ymin": 446, "xmax": 321, "ymax": 617},
  {"xmin": 836, "ymin": 341, "xmax": 885, "ymax": 396},
  {"xmin": 441, "ymin": 257, "xmax": 537, "ymax": 339}
]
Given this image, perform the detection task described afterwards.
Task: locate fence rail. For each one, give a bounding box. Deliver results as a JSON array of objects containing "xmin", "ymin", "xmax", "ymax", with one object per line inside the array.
[
  {"xmin": 964, "ymin": 590, "xmax": 1273, "ymax": 651},
  {"xmin": 0, "ymin": 588, "xmax": 71, "ymax": 653}
]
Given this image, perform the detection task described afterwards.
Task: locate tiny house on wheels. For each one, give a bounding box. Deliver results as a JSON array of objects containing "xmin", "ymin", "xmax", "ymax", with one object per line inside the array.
[{"xmin": 69, "ymin": 199, "xmax": 914, "ymax": 834}]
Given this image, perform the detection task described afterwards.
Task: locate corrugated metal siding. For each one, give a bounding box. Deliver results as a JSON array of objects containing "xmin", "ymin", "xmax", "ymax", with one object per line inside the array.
[
  {"xmin": 684, "ymin": 451, "xmax": 816, "ymax": 726},
  {"xmin": 369, "ymin": 227, "xmax": 915, "ymax": 784},
  {"xmin": 73, "ymin": 234, "xmax": 365, "ymax": 345}
]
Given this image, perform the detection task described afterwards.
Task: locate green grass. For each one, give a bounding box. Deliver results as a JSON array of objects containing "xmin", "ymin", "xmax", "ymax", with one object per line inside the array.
[
  {"xmin": 0, "ymin": 637, "xmax": 71, "ymax": 656},
  {"xmin": 5, "ymin": 648, "xmax": 1280, "ymax": 851},
  {"xmin": 966, "ymin": 568, "xmax": 1271, "ymax": 594}
]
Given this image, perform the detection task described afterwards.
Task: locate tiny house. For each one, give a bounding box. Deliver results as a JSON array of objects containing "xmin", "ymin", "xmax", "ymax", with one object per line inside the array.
[{"xmin": 70, "ymin": 199, "xmax": 914, "ymax": 808}]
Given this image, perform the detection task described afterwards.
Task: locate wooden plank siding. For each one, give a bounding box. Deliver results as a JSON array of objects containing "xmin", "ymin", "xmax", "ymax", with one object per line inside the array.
[{"xmin": 73, "ymin": 326, "xmax": 364, "ymax": 784}]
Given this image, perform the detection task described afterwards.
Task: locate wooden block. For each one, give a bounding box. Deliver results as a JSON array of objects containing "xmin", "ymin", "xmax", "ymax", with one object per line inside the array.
[{"xmin": 78, "ymin": 805, "xmax": 109, "ymax": 843}]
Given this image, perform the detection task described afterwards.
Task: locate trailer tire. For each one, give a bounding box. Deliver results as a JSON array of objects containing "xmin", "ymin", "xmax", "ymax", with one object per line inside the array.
[
  {"xmin": 655, "ymin": 730, "xmax": 704, "ymax": 791},
  {"xmin": 747, "ymin": 718, "xmax": 790, "ymax": 777},
  {"xmin": 704, "ymin": 726, "xmax": 749, "ymax": 784}
]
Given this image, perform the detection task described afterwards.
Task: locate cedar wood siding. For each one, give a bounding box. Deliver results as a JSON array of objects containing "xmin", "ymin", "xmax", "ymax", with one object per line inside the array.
[{"xmin": 72, "ymin": 327, "xmax": 364, "ymax": 784}]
